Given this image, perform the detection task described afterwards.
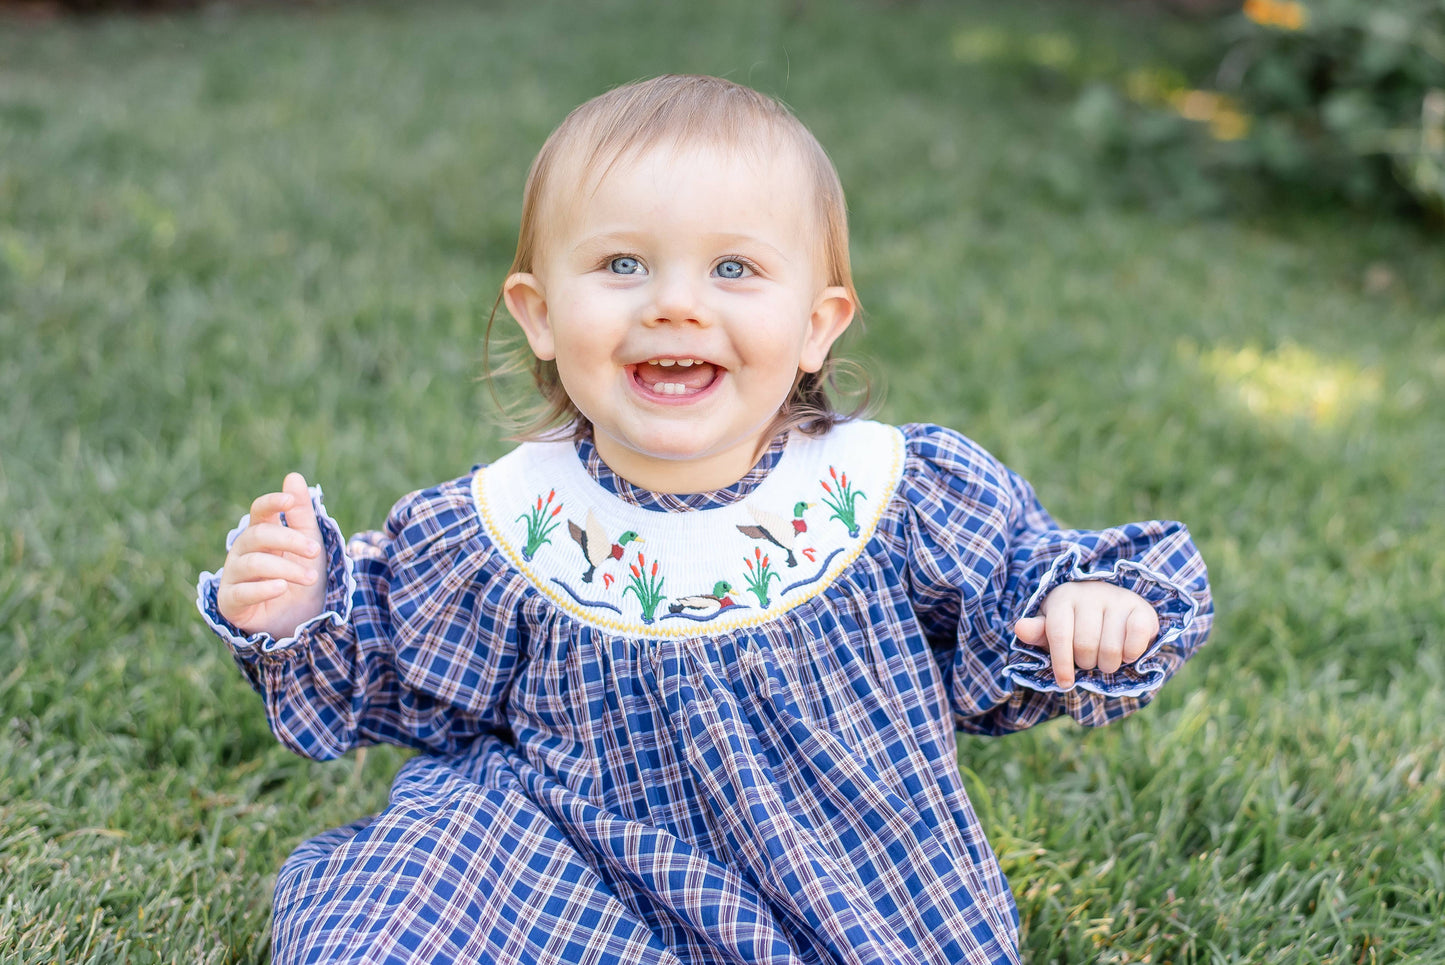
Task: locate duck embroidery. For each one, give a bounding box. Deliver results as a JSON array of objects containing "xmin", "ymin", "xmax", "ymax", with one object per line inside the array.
[
  {"xmin": 568, "ymin": 509, "xmax": 642, "ymax": 583},
  {"xmin": 736, "ymin": 502, "xmax": 810, "ymax": 567},
  {"xmin": 667, "ymin": 581, "xmax": 738, "ymax": 617}
]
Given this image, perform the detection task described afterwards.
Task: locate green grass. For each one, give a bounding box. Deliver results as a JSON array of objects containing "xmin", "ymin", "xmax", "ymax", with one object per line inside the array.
[{"xmin": 2, "ymin": 1, "xmax": 1443, "ymax": 961}]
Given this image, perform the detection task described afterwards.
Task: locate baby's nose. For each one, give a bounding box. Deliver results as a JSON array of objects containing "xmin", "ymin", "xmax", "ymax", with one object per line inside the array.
[{"xmin": 647, "ymin": 272, "xmax": 708, "ymax": 327}]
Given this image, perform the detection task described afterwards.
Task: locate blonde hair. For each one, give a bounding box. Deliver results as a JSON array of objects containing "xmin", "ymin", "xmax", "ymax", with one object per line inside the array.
[{"xmin": 486, "ymin": 74, "xmax": 869, "ymax": 442}]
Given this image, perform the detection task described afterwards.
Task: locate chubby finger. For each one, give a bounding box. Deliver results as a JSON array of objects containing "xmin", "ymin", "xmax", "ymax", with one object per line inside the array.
[
  {"xmin": 1123, "ymin": 605, "xmax": 1160, "ymax": 663},
  {"xmin": 249, "ymin": 490, "xmax": 295, "ymax": 526},
  {"xmin": 280, "ymin": 472, "xmax": 321, "ymax": 538},
  {"xmin": 1044, "ymin": 605, "xmax": 1076, "ymax": 689},
  {"xmin": 1097, "ymin": 605, "xmax": 1130, "ymax": 674},
  {"xmin": 1013, "ymin": 615, "xmax": 1047, "ymax": 645},
  {"xmin": 230, "ymin": 521, "xmax": 321, "ymax": 559},
  {"xmin": 219, "ymin": 578, "xmax": 290, "ymax": 611},
  {"xmin": 227, "ymin": 551, "xmax": 319, "ymax": 586},
  {"xmin": 1071, "ymin": 606, "xmax": 1103, "ymax": 672}
]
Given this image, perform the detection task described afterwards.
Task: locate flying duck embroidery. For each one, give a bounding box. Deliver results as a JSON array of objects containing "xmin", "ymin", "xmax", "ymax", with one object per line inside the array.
[
  {"xmin": 736, "ymin": 501, "xmax": 810, "ymax": 567},
  {"xmin": 568, "ymin": 509, "xmax": 642, "ymax": 583}
]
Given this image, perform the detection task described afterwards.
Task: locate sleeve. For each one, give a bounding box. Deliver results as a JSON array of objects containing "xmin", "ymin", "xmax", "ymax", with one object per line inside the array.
[
  {"xmin": 897, "ymin": 424, "xmax": 1213, "ymax": 735},
  {"xmin": 195, "ymin": 474, "xmax": 522, "ymax": 761}
]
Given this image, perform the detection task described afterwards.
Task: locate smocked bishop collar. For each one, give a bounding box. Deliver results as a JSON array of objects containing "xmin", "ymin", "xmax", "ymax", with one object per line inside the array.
[{"xmin": 473, "ymin": 420, "xmax": 906, "ymax": 637}]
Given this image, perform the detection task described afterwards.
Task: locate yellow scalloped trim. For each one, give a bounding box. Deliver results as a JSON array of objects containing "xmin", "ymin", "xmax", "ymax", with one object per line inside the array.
[{"xmin": 471, "ymin": 428, "xmax": 906, "ymax": 639}]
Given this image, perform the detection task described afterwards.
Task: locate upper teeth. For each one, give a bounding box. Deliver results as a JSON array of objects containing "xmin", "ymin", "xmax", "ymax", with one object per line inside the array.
[{"xmin": 649, "ymin": 358, "xmax": 701, "ymax": 367}]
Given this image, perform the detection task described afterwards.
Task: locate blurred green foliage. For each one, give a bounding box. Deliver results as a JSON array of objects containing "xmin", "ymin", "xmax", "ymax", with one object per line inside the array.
[{"xmin": 1073, "ymin": 0, "xmax": 1445, "ymax": 218}]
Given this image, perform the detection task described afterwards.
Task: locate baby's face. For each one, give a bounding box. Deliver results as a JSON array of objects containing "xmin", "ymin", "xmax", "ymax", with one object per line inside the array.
[{"xmin": 504, "ymin": 141, "xmax": 854, "ymax": 493}]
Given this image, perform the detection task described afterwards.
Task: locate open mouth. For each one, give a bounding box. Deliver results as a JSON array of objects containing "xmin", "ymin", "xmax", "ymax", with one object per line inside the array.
[{"xmin": 630, "ymin": 358, "xmax": 723, "ymax": 398}]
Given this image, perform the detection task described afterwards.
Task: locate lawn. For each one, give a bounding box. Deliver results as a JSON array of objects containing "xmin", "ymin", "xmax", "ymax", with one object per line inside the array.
[{"xmin": 1, "ymin": 0, "xmax": 1443, "ymax": 961}]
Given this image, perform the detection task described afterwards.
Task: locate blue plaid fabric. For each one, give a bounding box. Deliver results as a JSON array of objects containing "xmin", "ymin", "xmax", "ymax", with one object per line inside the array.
[{"xmin": 197, "ymin": 423, "xmax": 1212, "ymax": 964}]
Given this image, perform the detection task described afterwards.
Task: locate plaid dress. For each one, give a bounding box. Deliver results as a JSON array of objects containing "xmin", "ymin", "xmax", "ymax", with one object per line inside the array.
[{"xmin": 197, "ymin": 422, "xmax": 1212, "ymax": 965}]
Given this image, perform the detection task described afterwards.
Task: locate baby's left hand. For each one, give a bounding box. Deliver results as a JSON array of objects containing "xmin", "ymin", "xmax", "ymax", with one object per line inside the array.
[{"xmin": 1013, "ymin": 582, "xmax": 1159, "ymax": 689}]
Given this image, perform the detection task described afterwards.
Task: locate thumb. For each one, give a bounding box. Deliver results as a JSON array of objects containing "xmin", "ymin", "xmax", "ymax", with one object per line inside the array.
[
  {"xmin": 281, "ymin": 471, "xmax": 321, "ymax": 539},
  {"xmin": 1013, "ymin": 615, "xmax": 1046, "ymax": 644}
]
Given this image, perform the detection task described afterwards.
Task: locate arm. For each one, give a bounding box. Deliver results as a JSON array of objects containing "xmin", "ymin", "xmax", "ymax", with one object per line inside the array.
[
  {"xmin": 959, "ymin": 465, "xmax": 1212, "ymax": 733},
  {"xmin": 897, "ymin": 424, "xmax": 1213, "ymax": 735},
  {"xmin": 197, "ymin": 473, "xmax": 516, "ymax": 761}
]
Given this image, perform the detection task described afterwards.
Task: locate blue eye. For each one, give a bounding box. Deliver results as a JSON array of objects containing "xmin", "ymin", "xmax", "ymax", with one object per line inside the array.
[
  {"xmin": 715, "ymin": 259, "xmax": 748, "ymax": 279},
  {"xmin": 608, "ymin": 256, "xmax": 644, "ymax": 275}
]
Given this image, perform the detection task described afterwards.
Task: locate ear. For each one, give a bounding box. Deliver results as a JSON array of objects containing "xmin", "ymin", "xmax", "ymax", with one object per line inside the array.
[
  {"xmin": 799, "ymin": 286, "xmax": 856, "ymax": 373},
  {"xmin": 502, "ymin": 272, "xmax": 556, "ymax": 361}
]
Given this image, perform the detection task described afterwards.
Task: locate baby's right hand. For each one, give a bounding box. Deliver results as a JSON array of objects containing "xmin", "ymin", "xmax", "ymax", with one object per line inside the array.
[{"xmin": 216, "ymin": 472, "xmax": 327, "ymax": 640}]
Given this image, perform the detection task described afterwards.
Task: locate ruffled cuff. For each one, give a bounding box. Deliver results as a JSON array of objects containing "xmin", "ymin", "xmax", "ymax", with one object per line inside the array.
[
  {"xmin": 1005, "ymin": 549, "xmax": 1204, "ymax": 698},
  {"xmin": 194, "ymin": 485, "xmax": 357, "ymax": 659}
]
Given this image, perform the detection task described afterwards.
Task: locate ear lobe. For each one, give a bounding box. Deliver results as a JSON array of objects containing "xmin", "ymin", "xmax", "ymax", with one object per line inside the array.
[
  {"xmin": 799, "ymin": 286, "xmax": 856, "ymax": 373},
  {"xmin": 503, "ymin": 272, "xmax": 556, "ymax": 361}
]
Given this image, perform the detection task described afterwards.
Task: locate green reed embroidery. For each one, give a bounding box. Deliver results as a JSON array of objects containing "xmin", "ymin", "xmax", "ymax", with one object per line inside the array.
[
  {"xmin": 517, "ymin": 489, "xmax": 563, "ymax": 561},
  {"xmin": 820, "ymin": 466, "xmax": 865, "ymax": 538}
]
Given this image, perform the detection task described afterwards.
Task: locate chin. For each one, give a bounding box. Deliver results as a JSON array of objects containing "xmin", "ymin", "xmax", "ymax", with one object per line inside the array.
[
  {"xmin": 601, "ymin": 426, "xmax": 760, "ymax": 479},
  {"xmin": 636, "ymin": 438, "xmax": 725, "ymax": 463}
]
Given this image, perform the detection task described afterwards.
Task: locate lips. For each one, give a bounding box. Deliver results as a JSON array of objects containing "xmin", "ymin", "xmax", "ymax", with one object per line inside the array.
[{"xmin": 631, "ymin": 358, "xmax": 721, "ymax": 397}]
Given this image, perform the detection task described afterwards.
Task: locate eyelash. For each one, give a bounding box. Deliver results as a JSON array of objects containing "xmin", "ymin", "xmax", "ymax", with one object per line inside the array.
[
  {"xmin": 714, "ymin": 257, "xmax": 759, "ymax": 279},
  {"xmin": 605, "ymin": 255, "xmax": 645, "ymax": 275},
  {"xmin": 599, "ymin": 255, "xmax": 761, "ymax": 277}
]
